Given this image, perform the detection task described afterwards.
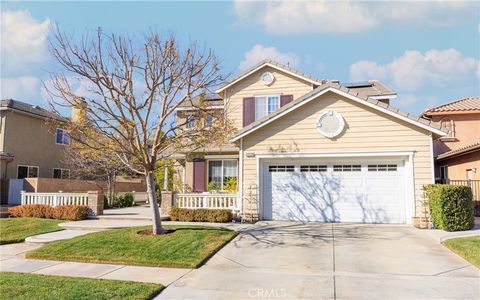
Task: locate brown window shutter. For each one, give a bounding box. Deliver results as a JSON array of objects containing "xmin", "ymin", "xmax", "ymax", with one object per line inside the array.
[
  {"xmin": 280, "ymin": 94, "xmax": 293, "ymax": 107},
  {"xmin": 193, "ymin": 159, "xmax": 206, "ymax": 192},
  {"xmin": 243, "ymin": 97, "xmax": 255, "ymax": 127}
]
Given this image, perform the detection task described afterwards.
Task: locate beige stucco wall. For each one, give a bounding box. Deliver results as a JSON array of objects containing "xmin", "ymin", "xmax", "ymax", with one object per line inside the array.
[
  {"xmin": 431, "ymin": 113, "xmax": 480, "ymax": 155},
  {"xmin": 225, "ymin": 66, "xmax": 314, "ymax": 130},
  {"xmin": 241, "ymin": 91, "xmax": 434, "ymax": 220},
  {"xmin": 435, "ymin": 151, "xmax": 480, "ymax": 181},
  {"xmin": 2, "ymin": 111, "xmax": 68, "ymax": 179}
]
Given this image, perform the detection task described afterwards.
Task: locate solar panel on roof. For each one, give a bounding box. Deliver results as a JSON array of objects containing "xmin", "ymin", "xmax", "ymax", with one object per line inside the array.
[{"xmin": 344, "ymin": 82, "xmax": 373, "ymax": 88}]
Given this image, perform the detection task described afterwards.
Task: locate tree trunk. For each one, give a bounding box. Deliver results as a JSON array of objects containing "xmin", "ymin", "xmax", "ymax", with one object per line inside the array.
[{"xmin": 146, "ymin": 171, "xmax": 165, "ymax": 234}]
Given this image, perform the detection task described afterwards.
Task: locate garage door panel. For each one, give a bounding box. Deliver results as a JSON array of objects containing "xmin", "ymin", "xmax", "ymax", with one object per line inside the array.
[{"xmin": 263, "ymin": 161, "xmax": 405, "ymax": 224}]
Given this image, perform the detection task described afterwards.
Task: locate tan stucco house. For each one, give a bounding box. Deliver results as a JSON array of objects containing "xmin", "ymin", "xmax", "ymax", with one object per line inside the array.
[
  {"xmin": 172, "ymin": 60, "xmax": 447, "ymax": 224},
  {"xmin": 422, "ymin": 97, "xmax": 480, "ymax": 182},
  {"xmin": 0, "ymin": 99, "xmax": 71, "ymax": 203}
]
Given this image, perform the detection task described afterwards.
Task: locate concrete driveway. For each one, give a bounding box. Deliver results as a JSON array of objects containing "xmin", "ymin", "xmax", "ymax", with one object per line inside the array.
[{"xmin": 159, "ymin": 222, "xmax": 480, "ymax": 299}]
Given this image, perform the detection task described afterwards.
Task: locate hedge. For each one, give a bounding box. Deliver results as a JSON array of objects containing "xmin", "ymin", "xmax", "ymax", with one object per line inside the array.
[
  {"xmin": 424, "ymin": 184, "xmax": 474, "ymax": 231},
  {"xmin": 8, "ymin": 204, "xmax": 89, "ymax": 221},
  {"xmin": 104, "ymin": 193, "xmax": 135, "ymax": 209},
  {"xmin": 170, "ymin": 207, "xmax": 232, "ymax": 223}
]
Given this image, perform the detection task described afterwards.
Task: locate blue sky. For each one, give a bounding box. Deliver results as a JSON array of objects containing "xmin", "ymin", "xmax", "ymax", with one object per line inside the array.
[{"xmin": 1, "ymin": 1, "xmax": 479, "ymax": 114}]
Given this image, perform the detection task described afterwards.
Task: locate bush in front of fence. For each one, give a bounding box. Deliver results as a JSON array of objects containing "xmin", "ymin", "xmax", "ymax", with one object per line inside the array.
[
  {"xmin": 170, "ymin": 207, "xmax": 233, "ymax": 223},
  {"xmin": 8, "ymin": 204, "xmax": 89, "ymax": 221},
  {"xmin": 424, "ymin": 184, "xmax": 474, "ymax": 231},
  {"xmin": 104, "ymin": 193, "xmax": 135, "ymax": 209}
]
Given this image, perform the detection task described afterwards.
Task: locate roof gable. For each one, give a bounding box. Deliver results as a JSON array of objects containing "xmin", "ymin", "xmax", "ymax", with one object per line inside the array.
[
  {"xmin": 230, "ymin": 83, "xmax": 446, "ymax": 142},
  {"xmin": 216, "ymin": 60, "xmax": 327, "ymax": 93}
]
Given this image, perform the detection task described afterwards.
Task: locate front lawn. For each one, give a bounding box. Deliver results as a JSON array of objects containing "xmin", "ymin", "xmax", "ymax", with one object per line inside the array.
[
  {"xmin": 27, "ymin": 225, "xmax": 237, "ymax": 268},
  {"xmin": 0, "ymin": 272, "xmax": 162, "ymax": 300},
  {"xmin": 442, "ymin": 236, "xmax": 480, "ymax": 268},
  {"xmin": 0, "ymin": 218, "xmax": 63, "ymax": 245}
]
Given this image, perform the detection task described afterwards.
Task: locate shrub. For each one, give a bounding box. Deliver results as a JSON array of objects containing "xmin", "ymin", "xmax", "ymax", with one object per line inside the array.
[
  {"xmin": 7, "ymin": 204, "xmax": 88, "ymax": 221},
  {"xmin": 424, "ymin": 184, "xmax": 474, "ymax": 231},
  {"xmin": 113, "ymin": 193, "xmax": 134, "ymax": 208},
  {"xmin": 170, "ymin": 207, "xmax": 232, "ymax": 223}
]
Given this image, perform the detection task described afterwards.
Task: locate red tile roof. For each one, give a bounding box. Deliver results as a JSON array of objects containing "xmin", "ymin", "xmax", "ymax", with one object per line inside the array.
[
  {"xmin": 436, "ymin": 138, "xmax": 480, "ymax": 160},
  {"xmin": 423, "ymin": 97, "xmax": 480, "ymax": 115}
]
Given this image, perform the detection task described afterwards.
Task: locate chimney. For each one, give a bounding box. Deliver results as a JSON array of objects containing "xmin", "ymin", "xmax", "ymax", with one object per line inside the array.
[{"xmin": 71, "ymin": 97, "xmax": 87, "ymax": 123}]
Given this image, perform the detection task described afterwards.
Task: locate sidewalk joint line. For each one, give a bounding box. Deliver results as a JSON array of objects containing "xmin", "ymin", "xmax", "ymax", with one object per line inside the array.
[{"xmin": 95, "ymin": 265, "xmax": 126, "ymax": 279}]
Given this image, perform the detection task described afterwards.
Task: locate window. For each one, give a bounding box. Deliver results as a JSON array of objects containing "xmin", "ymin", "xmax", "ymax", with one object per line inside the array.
[
  {"xmin": 269, "ymin": 165, "xmax": 294, "ymax": 172},
  {"xmin": 255, "ymin": 95, "xmax": 280, "ymax": 120},
  {"xmin": 440, "ymin": 165, "xmax": 448, "ymax": 180},
  {"xmin": 440, "ymin": 118, "xmax": 455, "ymax": 138},
  {"xmin": 186, "ymin": 116, "xmax": 196, "ymax": 129},
  {"xmin": 205, "ymin": 116, "xmax": 215, "ymax": 126},
  {"xmin": 368, "ymin": 164, "xmax": 397, "ymax": 172},
  {"xmin": 333, "ymin": 165, "xmax": 361, "ymax": 172},
  {"xmin": 300, "ymin": 165, "xmax": 327, "ymax": 172},
  {"xmin": 53, "ymin": 168, "xmax": 70, "ymax": 179},
  {"xmin": 17, "ymin": 165, "xmax": 39, "ymax": 179},
  {"xmin": 55, "ymin": 128, "xmax": 70, "ymax": 145},
  {"xmin": 208, "ymin": 160, "xmax": 238, "ymax": 190}
]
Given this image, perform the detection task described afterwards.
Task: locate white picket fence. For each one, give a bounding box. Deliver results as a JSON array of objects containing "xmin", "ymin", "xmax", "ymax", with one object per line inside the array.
[
  {"xmin": 175, "ymin": 193, "xmax": 240, "ymax": 211},
  {"xmin": 21, "ymin": 191, "xmax": 89, "ymax": 207}
]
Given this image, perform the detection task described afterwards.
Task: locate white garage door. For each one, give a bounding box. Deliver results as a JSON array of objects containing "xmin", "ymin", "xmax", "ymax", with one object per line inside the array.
[{"xmin": 262, "ymin": 160, "xmax": 405, "ymax": 223}]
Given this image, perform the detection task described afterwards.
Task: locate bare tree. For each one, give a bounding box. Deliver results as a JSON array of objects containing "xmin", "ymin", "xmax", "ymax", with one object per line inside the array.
[{"xmin": 45, "ymin": 27, "xmax": 227, "ymax": 234}]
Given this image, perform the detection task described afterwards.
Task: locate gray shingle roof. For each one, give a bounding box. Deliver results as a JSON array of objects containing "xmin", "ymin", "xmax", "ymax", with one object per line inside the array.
[
  {"xmin": 230, "ymin": 82, "xmax": 445, "ymax": 141},
  {"xmin": 1, "ymin": 99, "xmax": 67, "ymax": 122}
]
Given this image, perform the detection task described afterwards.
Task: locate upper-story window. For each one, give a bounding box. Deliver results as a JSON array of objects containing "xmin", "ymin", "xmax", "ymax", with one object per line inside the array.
[
  {"xmin": 56, "ymin": 128, "xmax": 70, "ymax": 145},
  {"xmin": 186, "ymin": 116, "xmax": 196, "ymax": 129},
  {"xmin": 255, "ymin": 95, "xmax": 280, "ymax": 120},
  {"xmin": 440, "ymin": 118, "xmax": 455, "ymax": 138}
]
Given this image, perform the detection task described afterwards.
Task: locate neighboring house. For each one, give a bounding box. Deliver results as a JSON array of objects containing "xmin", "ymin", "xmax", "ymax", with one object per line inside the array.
[
  {"xmin": 172, "ymin": 60, "xmax": 446, "ymax": 224},
  {"xmin": 422, "ymin": 97, "xmax": 480, "ymax": 182},
  {"xmin": 0, "ymin": 99, "xmax": 70, "ymax": 203}
]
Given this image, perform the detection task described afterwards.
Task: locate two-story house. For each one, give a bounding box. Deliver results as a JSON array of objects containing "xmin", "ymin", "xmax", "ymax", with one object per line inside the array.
[
  {"xmin": 172, "ymin": 60, "xmax": 447, "ymax": 224},
  {"xmin": 422, "ymin": 97, "xmax": 480, "ymax": 182},
  {"xmin": 0, "ymin": 99, "xmax": 70, "ymax": 203}
]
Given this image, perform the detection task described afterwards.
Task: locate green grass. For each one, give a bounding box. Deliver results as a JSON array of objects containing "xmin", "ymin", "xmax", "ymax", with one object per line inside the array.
[
  {"xmin": 442, "ymin": 236, "xmax": 480, "ymax": 268},
  {"xmin": 0, "ymin": 272, "xmax": 162, "ymax": 300},
  {"xmin": 0, "ymin": 218, "xmax": 63, "ymax": 245},
  {"xmin": 27, "ymin": 225, "xmax": 237, "ymax": 268}
]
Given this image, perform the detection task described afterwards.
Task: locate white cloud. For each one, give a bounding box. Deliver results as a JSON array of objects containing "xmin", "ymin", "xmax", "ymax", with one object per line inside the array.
[
  {"xmin": 349, "ymin": 49, "xmax": 479, "ymax": 92},
  {"xmin": 1, "ymin": 10, "xmax": 51, "ymax": 73},
  {"xmin": 239, "ymin": 44, "xmax": 300, "ymax": 71},
  {"xmin": 233, "ymin": 1, "xmax": 476, "ymax": 34},
  {"xmin": 0, "ymin": 76, "xmax": 40, "ymax": 100}
]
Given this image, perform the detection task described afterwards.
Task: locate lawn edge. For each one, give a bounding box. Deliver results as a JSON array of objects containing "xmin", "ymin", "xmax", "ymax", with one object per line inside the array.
[{"xmin": 442, "ymin": 237, "xmax": 480, "ymax": 269}]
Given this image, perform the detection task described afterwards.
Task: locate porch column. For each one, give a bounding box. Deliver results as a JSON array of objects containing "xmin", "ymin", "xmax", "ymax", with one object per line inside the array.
[{"xmin": 163, "ymin": 159, "xmax": 168, "ymax": 191}]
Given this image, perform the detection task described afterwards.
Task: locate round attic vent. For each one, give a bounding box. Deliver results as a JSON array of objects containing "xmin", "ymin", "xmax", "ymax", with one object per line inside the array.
[
  {"xmin": 315, "ymin": 110, "xmax": 345, "ymax": 138},
  {"xmin": 260, "ymin": 72, "xmax": 275, "ymax": 86}
]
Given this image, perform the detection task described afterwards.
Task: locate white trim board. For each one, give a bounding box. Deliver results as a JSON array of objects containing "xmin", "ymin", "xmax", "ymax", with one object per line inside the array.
[
  {"xmin": 216, "ymin": 62, "xmax": 322, "ymax": 93},
  {"xmin": 231, "ymin": 87, "xmax": 446, "ymax": 142}
]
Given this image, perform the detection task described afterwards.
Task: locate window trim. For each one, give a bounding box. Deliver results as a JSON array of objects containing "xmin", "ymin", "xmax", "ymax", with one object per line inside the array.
[
  {"xmin": 53, "ymin": 168, "xmax": 70, "ymax": 179},
  {"xmin": 440, "ymin": 165, "xmax": 449, "ymax": 180},
  {"xmin": 55, "ymin": 128, "xmax": 70, "ymax": 146},
  {"xmin": 207, "ymin": 159, "xmax": 238, "ymax": 190},
  {"xmin": 255, "ymin": 94, "xmax": 280, "ymax": 120},
  {"xmin": 17, "ymin": 165, "xmax": 39, "ymax": 179}
]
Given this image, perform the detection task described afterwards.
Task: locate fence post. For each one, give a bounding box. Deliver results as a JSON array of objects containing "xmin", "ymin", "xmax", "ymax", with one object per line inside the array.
[
  {"xmin": 203, "ymin": 195, "xmax": 208, "ymax": 208},
  {"xmin": 21, "ymin": 191, "xmax": 25, "ymax": 205},
  {"xmin": 87, "ymin": 190, "xmax": 104, "ymax": 217}
]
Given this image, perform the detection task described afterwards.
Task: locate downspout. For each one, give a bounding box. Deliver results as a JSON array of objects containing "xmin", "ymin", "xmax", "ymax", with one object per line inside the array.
[
  {"xmin": 429, "ymin": 133, "xmax": 435, "ymax": 183},
  {"xmin": 239, "ymin": 137, "xmax": 244, "ymax": 219}
]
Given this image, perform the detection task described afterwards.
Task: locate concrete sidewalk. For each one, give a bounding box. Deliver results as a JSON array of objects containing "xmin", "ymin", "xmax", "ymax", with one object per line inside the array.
[{"xmin": 0, "ymin": 242, "xmax": 191, "ymax": 285}]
